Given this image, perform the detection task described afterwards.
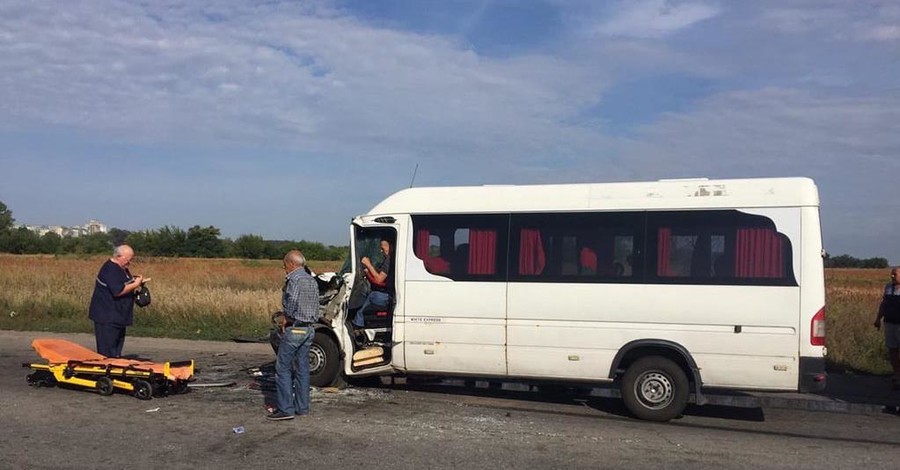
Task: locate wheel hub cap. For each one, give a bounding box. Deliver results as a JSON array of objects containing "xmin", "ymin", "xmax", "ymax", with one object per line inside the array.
[
  {"xmin": 635, "ymin": 371, "xmax": 673, "ymax": 409},
  {"xmin": 309, "ymin": 344, "xmax": 326, "ymax": 374}
]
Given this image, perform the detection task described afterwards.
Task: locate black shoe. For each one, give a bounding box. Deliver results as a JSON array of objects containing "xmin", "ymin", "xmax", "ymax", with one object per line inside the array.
[{"xmin": 266, "ymin": 410, "xmax": 295, "ymax": 421}]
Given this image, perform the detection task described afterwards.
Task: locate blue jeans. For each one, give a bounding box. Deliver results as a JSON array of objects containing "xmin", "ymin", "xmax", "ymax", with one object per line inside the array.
[
  {"xmin": 275, "ymin": 325, "xmax": 315, "ymax": 415},
  {"xmin": 352, "ymin": 291, "xmax": 391, "ymax": 328}
]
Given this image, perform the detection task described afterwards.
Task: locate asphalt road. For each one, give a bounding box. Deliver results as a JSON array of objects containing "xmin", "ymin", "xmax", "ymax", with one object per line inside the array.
[{"xmin": 2, "ymin": 330, "xmax": 899, "ymax": 470}]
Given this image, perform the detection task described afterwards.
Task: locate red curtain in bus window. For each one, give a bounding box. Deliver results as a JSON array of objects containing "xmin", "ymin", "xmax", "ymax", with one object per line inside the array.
[
  {"xmin": 415, "ymin": 228, "xmax": 450, "ymax": 274},
  {"xmin": 736, "ymin": 228, "xmax": 783, "ymax": 278},
  {"xmin": 426, "ymin": 257, "xmax": 451, "ymax": 274},
  {"xmin": 468, "ymin": 229, "xmax": 497, "ymax": 275},
  {"xmin": 579, "ymin": 247, "xmax": 597, "ymax": 274},
  {"xmin": 518, "ymin": 229, "xmax": 545, "ymax": 275},
  {"xmin": 415, "ymin": 229, "xmax": 429, "ymax": 258},
  {"xmin": 657, "ymin": 228, "xmax": 672, "ymax": 276}
]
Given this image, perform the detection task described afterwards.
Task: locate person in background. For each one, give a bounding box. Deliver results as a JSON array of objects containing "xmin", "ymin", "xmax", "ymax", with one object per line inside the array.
[
  {"xmin": 88, "ymin": 245, "xmax": 149, "ymax": 357},
  {"xmin": 267, "ymin": 250, "xmax": 319, "ymax": 421},
  {"xmin": 874, "ymin": 267, "xmax": 900, "ymax": 390}
]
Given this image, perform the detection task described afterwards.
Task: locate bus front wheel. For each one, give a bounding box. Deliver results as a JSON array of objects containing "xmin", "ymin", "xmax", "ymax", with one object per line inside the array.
[
  {"xmin": 621, "ymin": 356, "xmax": 689, "ymax": 422},
  {"xmin": 309, "ymin": 333, "xmax": 343, "ymax": 388}
]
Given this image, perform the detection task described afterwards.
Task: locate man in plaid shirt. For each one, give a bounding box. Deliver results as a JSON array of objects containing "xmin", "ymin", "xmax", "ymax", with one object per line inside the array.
[{"xmin": 267, "ymin": 250, "xmax": 320, "ymax": 421}]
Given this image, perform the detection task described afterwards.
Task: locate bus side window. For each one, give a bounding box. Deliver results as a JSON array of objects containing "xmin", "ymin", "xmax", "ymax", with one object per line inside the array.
[
  {"xmin": 648, "ymin": 210, "xmax": 795, "ymax": 286},
  {"xmin": 412, "ymin": 214, "xmax": 508, "ymax": 281},
  {"xmin": 415, "ymin": 229, "xmax": 451, "ymax": 274},
  {"xmin": 713, "ymin": 248, "xmax": 734, "ymax": 278},
  {"xmin": 510, "ymin": 212, "xmax": 643, "ymax": 283},
  {"xmin": 452, "ymin": 243, "xmax": 469, "ymax": 276}
]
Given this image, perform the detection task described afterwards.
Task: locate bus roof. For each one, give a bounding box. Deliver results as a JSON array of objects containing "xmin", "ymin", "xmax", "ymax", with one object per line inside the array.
[{"xmin": 366, "ymin": 177, "xmax": 819, "ymax": 215}]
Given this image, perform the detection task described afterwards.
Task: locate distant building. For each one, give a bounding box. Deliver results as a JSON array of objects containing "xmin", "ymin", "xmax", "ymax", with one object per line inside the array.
[
  {"xmin": 17, "ymin": 220, "xmax": 108, "ymax": 238},
  {"xmin": 85, "ymin": 220, "xmax": 108, "ymax": 235}
]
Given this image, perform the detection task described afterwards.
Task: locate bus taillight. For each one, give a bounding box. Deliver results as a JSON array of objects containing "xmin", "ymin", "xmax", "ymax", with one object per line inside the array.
[{"xmin": 811, "ymin": 306, "xmax": 826, "ymax": 346}]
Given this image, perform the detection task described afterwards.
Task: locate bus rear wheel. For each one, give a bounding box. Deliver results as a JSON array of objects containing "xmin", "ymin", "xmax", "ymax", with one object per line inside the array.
[{"xmin": 621, "ymin": 356, "xmax": 689, "ymax": 422}]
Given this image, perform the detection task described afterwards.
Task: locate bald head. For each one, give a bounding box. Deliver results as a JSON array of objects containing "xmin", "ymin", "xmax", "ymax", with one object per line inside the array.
[
  {"xmin": 112, "ymin": 245, "xmax": 134, "ymax": 267},
  {"xmin": 283, "ymin": 250, "xmax": 306, "ymax": 273}
]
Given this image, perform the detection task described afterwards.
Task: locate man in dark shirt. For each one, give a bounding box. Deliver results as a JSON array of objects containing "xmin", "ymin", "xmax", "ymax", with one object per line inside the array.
[
  {"xmin": 88, "ymin": 245, "xmax": 149, "ymax": 357},
  {"xmin": 267, "ymin": 250, "xmax": 320, "ymax": 421},
  {"xmin": 874, "ymin": 267, "xmax": 900, "ymax": 389},
  {"xmin": 351, "ymin": 238, "xmax": 393, "ymax": 330}
]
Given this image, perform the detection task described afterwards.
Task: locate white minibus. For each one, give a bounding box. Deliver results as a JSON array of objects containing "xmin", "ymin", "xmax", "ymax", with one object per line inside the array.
[{"xmin": 288, "ymin": 177, "xmax": 827, "ymax": 421}]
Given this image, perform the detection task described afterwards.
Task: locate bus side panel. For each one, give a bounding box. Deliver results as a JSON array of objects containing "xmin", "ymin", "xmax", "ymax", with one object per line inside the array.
[
  {"xmin": 506, "ymin": 283, "xmax": 800, "ymax": 389},
  {"xmin": 402, "ymin": 281, "xmax": 507, "ymax": 375}
]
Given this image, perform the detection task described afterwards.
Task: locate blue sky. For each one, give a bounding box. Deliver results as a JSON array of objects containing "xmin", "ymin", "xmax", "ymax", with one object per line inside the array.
[{"xmin": 0, "ymin": 0, "xmax": 898, "ymax": 261}]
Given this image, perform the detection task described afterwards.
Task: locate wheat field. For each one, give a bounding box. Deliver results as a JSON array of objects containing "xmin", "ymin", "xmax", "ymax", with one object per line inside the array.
[
  {"xmin": 0, "ymin": 254, "xmax": 893, "ymax": 373},
  {"xmin": 823, "ymin": 268, "xmax": 891, "ymax": 374},
  {"xmin": 0, "ymin": 254, "xmax": 342, "ymax": 340}
]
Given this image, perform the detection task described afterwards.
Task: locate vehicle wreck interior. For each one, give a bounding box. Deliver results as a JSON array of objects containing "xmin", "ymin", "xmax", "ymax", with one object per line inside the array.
[{"xmin": 347, "ymin": 228, "xmax": 396, "ymax": 370}]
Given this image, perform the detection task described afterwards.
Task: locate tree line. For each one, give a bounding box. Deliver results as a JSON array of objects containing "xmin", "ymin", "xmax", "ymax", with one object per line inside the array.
[
  {"xmin": 823, "ymin": 253, "xmax": 890, "ymax": 269},
  {"xmin": 0, "ymin": 200, "xmax": 892, "ymax": 266},
  {"xmin": 0, "ymin": 200, "xmax": 347, "ymax": 260}
]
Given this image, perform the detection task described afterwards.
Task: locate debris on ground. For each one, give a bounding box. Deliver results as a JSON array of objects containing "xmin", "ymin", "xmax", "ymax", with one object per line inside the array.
[{"xmin": 188, "ymin": 381, "xmax": 237, "ymax": 388}]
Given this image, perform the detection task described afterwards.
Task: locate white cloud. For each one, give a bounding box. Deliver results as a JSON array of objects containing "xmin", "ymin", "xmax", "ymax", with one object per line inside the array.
[
  {"xmin": 0, "ymin": 1, "xmax": 898, "ymax": 258},
  {"xmin": 598, "ymin": 88, "xmax": 900, "ymax": 259},
  {"xmin": 629, "ymin": 88, "xmax": 900, "ymax": 172},
  {"xmin": 861, "ymin": 24, "xmax": 900, "ymax": 42},
  {"xmin": 595, "ymin": 0, "xmax": 721, "ymax": 39},
  {"xmin": 761, "ymin": 1, "xmax": 900, "ymax": 43},
  {"xmin": 760, "ymin": 7, "xmax": 843, "ymax": 35},
  {"xmin": 0, "ymin": 1, "xmax": 613, "ymax": 170}
]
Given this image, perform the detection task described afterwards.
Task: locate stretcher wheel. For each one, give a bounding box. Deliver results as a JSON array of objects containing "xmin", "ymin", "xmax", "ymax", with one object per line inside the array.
[
  {"xmin": 133, "ymin": 380, "xmax": 153, "ymax": 400},
  {"xmin": 26, "ymin": 371, "xmax": 56, "ymax": 387},
  {"xmin": 96, "ymin": 377, "xmax": 114, "ymax": 396},
  {"xmin": 170, "ymin": 381, "xmax": 189, "ymax": 395}
]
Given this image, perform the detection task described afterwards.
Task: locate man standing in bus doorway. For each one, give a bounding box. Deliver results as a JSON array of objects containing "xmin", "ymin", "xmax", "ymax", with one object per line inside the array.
[
  {"xmin": 88, "ymin": 245, "xmax": 149, "ymax": 357},
  {"xmin": 351, "ymin": 238, "xmax": 393, "ymax": 332},
  {"xmin": 874, "ymin": 267, "xmax": 900, "ymax": 390},
  {"xmin": 267, "ymin": 250, "xmax": 319, "ymax": 421}
]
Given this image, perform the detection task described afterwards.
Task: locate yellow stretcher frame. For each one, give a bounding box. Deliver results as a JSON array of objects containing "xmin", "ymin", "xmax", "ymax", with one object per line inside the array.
[{"xmin": 23, "ymin": 339, "xmax": 194, "ymax": 400}]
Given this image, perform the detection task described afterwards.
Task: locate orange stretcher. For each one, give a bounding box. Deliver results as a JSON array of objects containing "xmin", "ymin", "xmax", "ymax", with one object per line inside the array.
[{"xmin": 23, "ymin": 339, "xmax": 194, "ymax": 400}]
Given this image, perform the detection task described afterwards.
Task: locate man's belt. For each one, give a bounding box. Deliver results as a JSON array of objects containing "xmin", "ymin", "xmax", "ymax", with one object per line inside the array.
[{"xmin": 289, "ymin": 319, "xmax": 314, "ymax": 327}]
